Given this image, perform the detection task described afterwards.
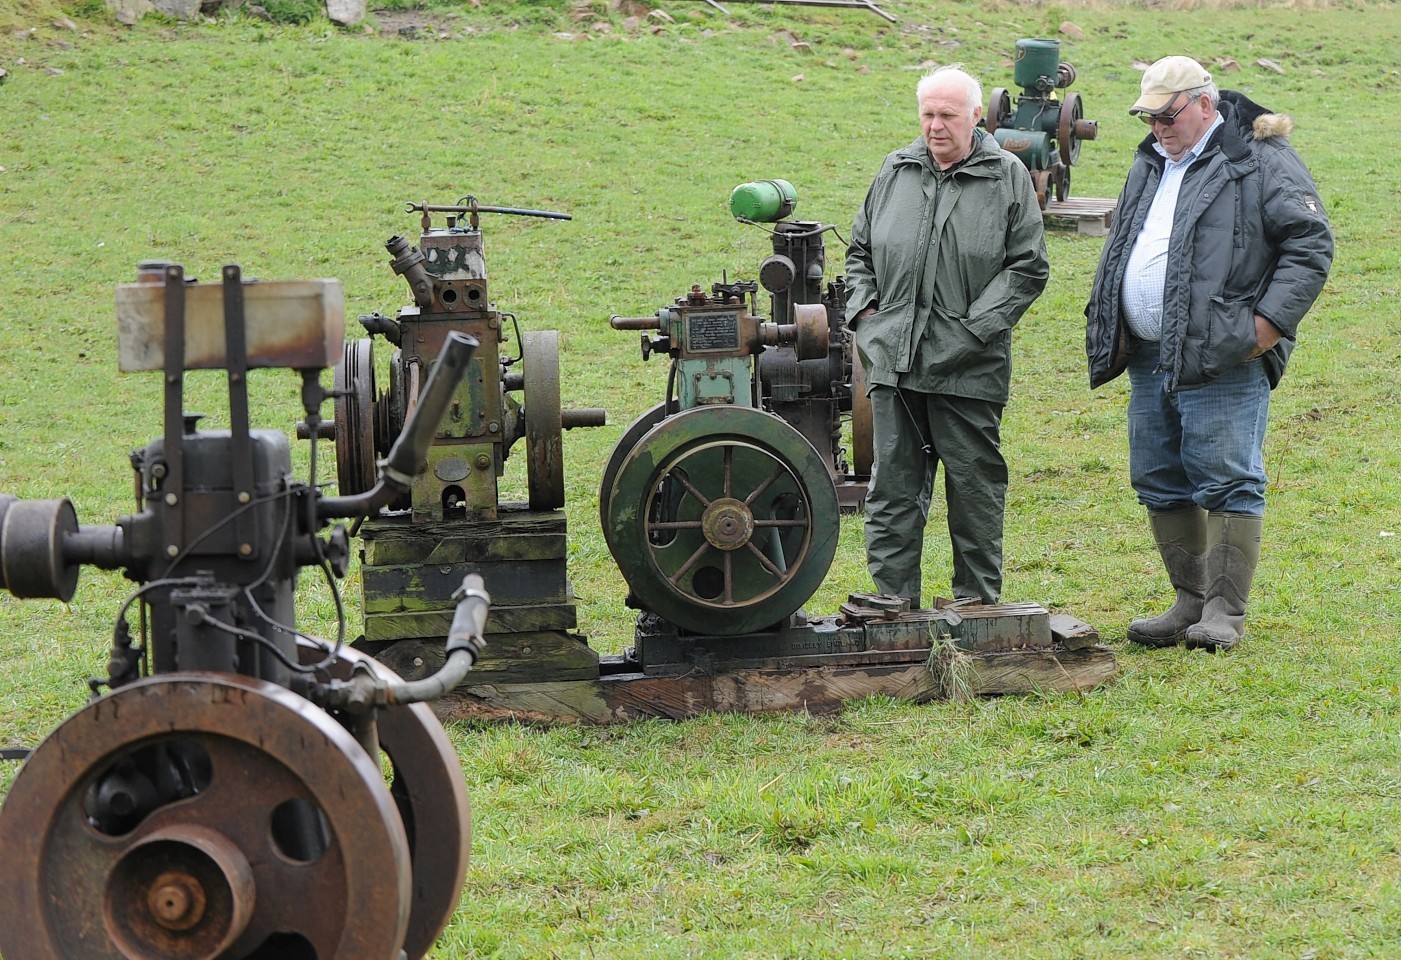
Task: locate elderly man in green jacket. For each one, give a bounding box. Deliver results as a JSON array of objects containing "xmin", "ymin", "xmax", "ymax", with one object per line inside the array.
[{"xmin": 845, "ymin": 66, "xmax": 1049, "ymax": 606}]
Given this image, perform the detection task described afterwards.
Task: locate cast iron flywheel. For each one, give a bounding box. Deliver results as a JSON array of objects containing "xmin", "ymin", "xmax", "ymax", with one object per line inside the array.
[
  {"xmin": 0, "ymin": 673, "xmax": 414, "ymax": 960},
  {"xmin": 521, "ymin": 329, "xmax": 565, "ymax": 510},
  {"xmin": 334, "ymin": 337, "xmax": 378, "ymax": 497},
  {"xmin": 598, "ymin": 400, "xmax": 670, "ymax": 553},
  {"xmin": 298, "ymin": 642, "xmax": 471, "ymax": 960},
  {"xmin": 605, "ymin": 405, "xmax": 840, "ymax": 635}
]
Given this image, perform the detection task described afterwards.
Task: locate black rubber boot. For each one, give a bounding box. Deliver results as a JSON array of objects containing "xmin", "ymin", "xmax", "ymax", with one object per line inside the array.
[
  {"xmin": 1127, "ymin": 507, "xmax": 1207, "ymax": 648},
  {"xmin": 1186, "ymin": 512, "xmax": 1262, "ymax": 652}
]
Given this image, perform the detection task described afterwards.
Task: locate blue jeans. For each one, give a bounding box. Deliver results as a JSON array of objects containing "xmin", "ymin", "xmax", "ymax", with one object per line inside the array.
[{"xmin": 1126, "ymin": 343, "xmax": 1270, "ymax": 516}]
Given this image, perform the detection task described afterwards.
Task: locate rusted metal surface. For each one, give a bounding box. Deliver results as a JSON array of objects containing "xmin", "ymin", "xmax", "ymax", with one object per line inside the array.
[
  {"xmin": 522, "ymin": 329, "xmax": 565, "ymax": 510},
  {"xmin": 334, "ymin": 337, "xmax": 378, "ymax": 496},
  {"xmin": 301, "ymin": 643, "xmax": 471, "ymax": 960},
  {"xmin": 0, "ymin": 674, "xmax": 413, "ymax": 960},
  {"xmin": 115, "ymin": 277, "xmax": 344, "ymax": 372}
]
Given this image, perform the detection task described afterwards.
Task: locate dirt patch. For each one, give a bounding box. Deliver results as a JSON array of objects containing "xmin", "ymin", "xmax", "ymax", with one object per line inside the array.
[{"xmin": 369, "ymin": 8, "xmax": 468, "ymax": 39}]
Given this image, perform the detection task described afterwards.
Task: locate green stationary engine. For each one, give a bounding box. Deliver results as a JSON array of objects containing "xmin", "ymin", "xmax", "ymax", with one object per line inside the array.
[
  {"xmin": 599, "ymin": 180, "xmax": 858, "ymax": 640},
  {"xmin": 985, "ymin": 38, "xmax": 1099, "ymax": 207}
]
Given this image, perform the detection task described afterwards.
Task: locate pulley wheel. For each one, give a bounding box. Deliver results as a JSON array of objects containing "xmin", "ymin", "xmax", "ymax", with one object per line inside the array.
[
  {"xmin": 334, "ymin": 337, "xmax": 378, "ymax": 497},
  {"xmin": 599, "ymin": 400, "xmax": 671, "ymax": 554},
  {"xmin": 298, "ymin": 642, "xmax": 471, "ymax": 960},
  {"xmin": 522, "ymin": 329, "xmax": 565, "ymax": 510},
  {"xmin": 605, "ymin": 405, "xmax": 840, "ymax": 636},
  {"xmin": 0, "ymin": 674, "xmax": 413, "ymax": 960},
  {"xmin": 986, "ymin": 87, "xmax": 1012, "ymax": 134},
  {"xmin": 1058, "ymin": 91, "xmax": 1084, "ymax": 167},
  {"xmin": 792, "ymin": 302, "xmax": 830, "ymax": 362},
  {"xmin": 850, "ymin": 348, "xmax": 873, "ymax": 477}
]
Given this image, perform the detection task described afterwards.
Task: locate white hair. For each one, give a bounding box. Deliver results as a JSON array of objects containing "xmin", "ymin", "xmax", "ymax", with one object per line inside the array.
[{"xmin": 915, "ymin": 66, "xmax": 982, "ymax": 120}]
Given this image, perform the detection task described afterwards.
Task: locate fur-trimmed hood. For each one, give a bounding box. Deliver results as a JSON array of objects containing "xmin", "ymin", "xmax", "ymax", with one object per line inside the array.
[
  {"xmin": 1220, "ymin": 89, "xmax": 1294, "ymax": 140},
  {"xmin": 1252, "ymin": 112, "xmax": 1294, "ymax": 140}
]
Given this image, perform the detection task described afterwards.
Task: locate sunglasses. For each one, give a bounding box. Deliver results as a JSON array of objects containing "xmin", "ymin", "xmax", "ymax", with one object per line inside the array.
[{"xmin": 1136, "ymin": 93, "xmax": 1195, "ymax": 126}]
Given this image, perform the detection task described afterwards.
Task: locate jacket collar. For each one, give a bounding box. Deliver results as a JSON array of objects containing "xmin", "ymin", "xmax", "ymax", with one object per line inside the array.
[{"xmin": 893, "ymin": 129, "xmax": 1002, "ymax": 176}]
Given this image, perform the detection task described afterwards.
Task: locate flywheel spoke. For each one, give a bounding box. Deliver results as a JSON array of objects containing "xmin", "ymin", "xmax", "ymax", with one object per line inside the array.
[
  {"xmin": 744, "ymin": 540, "xmax": 787, "ymax": 579},
  {"xmin": 667, "ymin": 539, "xmax": 715, "ymax": 587},
  {"xmin": 743, "ymin": 465, "xmax": 786, "ymax": 507},
  {"xmin": 672, "ymin": 469, "xmax": 713, "ymax": 509}
]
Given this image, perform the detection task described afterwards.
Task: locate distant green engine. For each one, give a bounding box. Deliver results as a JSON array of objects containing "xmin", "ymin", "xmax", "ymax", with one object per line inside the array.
[{"xmin": 985, "ymin": 38, "xmax": 1099, "ymax": 208}]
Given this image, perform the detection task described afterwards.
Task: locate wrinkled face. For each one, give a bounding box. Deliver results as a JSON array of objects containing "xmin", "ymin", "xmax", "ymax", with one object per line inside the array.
[
  {"xmin": 919, "ymin": 80, "xmax": 981, "ymax": 169},
  {"xmin": 1144, "ymin": 91, "xmax": 1216, "ymax": 161}
]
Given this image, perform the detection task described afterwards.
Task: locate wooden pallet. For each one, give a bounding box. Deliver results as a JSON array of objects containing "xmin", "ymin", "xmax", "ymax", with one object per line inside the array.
[{"xmin": 1042, "ymin": 196, "xmax": 1117, "ymax": 237}]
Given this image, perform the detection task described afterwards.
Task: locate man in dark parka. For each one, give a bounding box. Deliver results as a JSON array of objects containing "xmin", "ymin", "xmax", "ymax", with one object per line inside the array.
[{"xmin": 1085, "ymin": 56, "xmax": 1333, "ymax": 650}]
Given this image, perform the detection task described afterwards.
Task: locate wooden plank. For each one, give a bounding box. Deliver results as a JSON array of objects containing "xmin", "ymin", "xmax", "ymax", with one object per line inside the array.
[
  {"xmin": 363, "ymin": 559, "xmax": 570, "ymax": 611},
  {"xmin": 372, "ymin": 631, "xmax": 600, "ymax": 684},
  {"xmin": 362, "ymin": 513, "xmax": 567, "ymax": 566},
  {"xmin": 1049, "ymin": 613, "xmax": 1101, "ymax": 651},
  {"xmin": 930, "ymin": 645, "xmax": 1119, "ymax": 700},
  {"xmin": 433, "ymin": 644, "xmax": 1118, "ymax": 724},
  {"xmin": 952, "ymin": 603, "xmax": 1052, "ymax": 652},
  {"xmin": 115, "ymin": 278, "xmax": 343, "ymax": 371},
  {"xmin": 440, "ymin": 661, "xmax": 938, "ymax": 724},
  {"xmin": 364, "ymin": 603, "xmax": 578, "ymax": 642}
]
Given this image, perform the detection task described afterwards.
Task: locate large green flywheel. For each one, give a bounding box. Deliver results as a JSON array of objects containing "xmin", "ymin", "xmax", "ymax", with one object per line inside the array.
[{"xmin": 604, "ymin": 406, "xmax": 839, "ymax": 636}]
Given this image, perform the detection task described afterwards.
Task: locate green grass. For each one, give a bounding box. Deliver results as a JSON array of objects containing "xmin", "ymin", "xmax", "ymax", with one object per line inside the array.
[{"xmin": 1, "ymin": 1, "xmax": 1399, "ymax": 957}]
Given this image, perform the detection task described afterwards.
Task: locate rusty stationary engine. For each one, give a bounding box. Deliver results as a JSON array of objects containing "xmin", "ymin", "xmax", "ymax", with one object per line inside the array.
[
  {"xmin": 0, "ymin": 263, "xmax": 483, "ymax": 959},
  {"xmin": 332, "ymin": 200, "xmax": 604, "ymax": 686}
]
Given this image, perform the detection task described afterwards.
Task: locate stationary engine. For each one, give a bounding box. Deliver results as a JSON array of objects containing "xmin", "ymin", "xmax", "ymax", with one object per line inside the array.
[
  {"xmin": 0, "ymin": 263, "xmax": 483, "ymax": 960},
  {"xmin": 333, "ymin": 200, "xmax": 604, "ymax": 685},
  {"xmin": 600, "ymin": 181, "xmax": 866, "ymax": 643},
  {"xmin": 985, "ymin": 38, "xmax": 1100, "ymax": 207}
]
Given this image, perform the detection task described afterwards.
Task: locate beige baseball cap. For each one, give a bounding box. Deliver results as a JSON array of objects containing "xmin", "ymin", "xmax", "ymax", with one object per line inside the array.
[{"xmin": 1130, "ymin": 56, "xmax": 1213, "ymax": 114}]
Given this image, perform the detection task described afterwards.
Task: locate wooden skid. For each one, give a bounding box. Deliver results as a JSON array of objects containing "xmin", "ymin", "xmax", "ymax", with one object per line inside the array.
[
  {"xmin": 371, "ymin": 630, "xmax": 600, "ymax": 683},
  {"xmin": 360, "ymin": 507, "xmax": 579, "ymax": 641},
  {"xmin": 433, "ymin": 640, "xmax": 1117, "ymax": 725},
  {"xmin": 1042, "ymin": 196, "xmax": 1118, "ymax": 237}
]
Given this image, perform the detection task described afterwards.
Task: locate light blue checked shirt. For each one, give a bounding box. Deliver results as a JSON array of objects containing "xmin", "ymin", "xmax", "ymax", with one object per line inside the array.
[{"xmin": 1120, "ymin": 113, "xmax": 1225, "ymax": 341}]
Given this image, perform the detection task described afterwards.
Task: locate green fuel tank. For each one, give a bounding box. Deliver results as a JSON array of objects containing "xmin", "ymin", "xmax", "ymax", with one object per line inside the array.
[{"xmin": 729, "ymin": 179, "xmax": 797, "ymax": 223}]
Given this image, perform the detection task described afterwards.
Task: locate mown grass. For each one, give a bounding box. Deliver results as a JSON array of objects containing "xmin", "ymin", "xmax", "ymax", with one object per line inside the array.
[{"xmin": 1, "ymin": 1, "xmax": 1399, "ymax": 957}]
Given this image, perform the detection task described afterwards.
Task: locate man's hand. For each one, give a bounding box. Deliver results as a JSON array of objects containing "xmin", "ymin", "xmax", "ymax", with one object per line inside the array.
[
  {"xmin": 1246, "ymin": 313, "xmax": 1282, "ymax": 360},
  {"xmin": 851, "ymin": 306, "xmax": 877, "ymax": 328}
]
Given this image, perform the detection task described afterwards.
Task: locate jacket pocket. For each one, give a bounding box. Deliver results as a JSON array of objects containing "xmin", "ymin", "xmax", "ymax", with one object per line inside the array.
[
  {"xmin": 853, "ymin": 298, "xmax": 912, "ymax": 374},
  {"xmin": 1185, "ymin": 295, "xmax": 1257, "ymax": 383},
  {"xmin": 922, "ymin": 312, "xmax": 1003, "ymax": 377}
]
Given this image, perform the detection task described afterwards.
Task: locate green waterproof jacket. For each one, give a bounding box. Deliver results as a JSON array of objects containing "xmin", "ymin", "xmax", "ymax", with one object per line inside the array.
[{"xmin": 844, "ymin": 130, "xmax": 1049, "ymax": 404}]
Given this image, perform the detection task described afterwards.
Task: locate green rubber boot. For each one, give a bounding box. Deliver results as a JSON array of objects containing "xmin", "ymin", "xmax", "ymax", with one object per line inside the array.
[
  {"xmin": 1127, "ymin": 508, "xmax": 1207, "ymax": 648},
  {"xmin": 1186, "ymin": 512, "xmax": 1262, "ymax": 652}
]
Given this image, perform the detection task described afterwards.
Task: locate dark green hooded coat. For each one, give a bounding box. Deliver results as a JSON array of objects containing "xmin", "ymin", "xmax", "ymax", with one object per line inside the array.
[{"xmin": 845, "ymin": 129, "xmax": 1049, "ymax": 404}]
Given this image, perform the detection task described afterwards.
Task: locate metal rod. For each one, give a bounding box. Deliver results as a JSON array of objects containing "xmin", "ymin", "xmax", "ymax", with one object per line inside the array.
[{"xmin": 404, "ymin": 202, "xmax": 572, "ymax": 221}]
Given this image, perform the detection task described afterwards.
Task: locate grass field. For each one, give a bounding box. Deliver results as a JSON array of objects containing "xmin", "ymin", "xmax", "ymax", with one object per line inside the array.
[{"xmin": 1, "ymin": 1, "xmax": 1399, "ymax": 956}]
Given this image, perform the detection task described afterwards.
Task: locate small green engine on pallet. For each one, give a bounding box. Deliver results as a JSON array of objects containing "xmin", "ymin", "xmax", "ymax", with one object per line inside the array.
[{"xmin": 985, "ymin": 38, "xmax": 1099, "ymax": 208}]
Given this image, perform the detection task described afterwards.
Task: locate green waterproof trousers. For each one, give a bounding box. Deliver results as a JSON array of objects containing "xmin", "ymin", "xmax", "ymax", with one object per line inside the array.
[{"xmin": 863, "ymin": 386, "xmax": 1006, "ymax": 605}]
